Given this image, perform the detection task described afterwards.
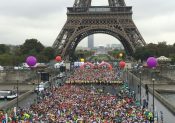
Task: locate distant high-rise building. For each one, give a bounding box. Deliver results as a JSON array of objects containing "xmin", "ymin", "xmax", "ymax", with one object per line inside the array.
[{"xmin": 88, "ymin": 35, "xmax": 94, "ymax": 49}]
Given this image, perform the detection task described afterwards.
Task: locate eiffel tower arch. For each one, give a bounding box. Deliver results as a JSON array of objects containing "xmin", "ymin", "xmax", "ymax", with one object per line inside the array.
[{"xmin": 53, "ymin": 0, "xmax": 146, "ymax": 60}]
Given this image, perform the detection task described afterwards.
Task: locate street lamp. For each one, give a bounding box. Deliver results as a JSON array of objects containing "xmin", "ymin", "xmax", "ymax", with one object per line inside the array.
[
  {"xmin": 139, "ymin": 71, "xmax": 142, "ymax": 105},
  {"xmin": 15, "ymin": 67, "xmax": 20, "ymax": 110},
  {"xmin": 26, "ymin": 56, "xmax": 37, "ymax": 101},
  {"xmin": 152, "ymin": 78, "xmax": 155, "ymax": 121},
  {"xmin": 146, "ymin": 57, "xmax": 157, "ymax": 122},
  {"xmin": 126, "ymin": 65, "xmax": 128, "ymax": 85},
  {"xmin": 16, "ymin": 76, "xmax": 19, "ymax": 109},
  {"xmin": 37, "ymin": 71, "xmax": 40, "ymax": 102}
]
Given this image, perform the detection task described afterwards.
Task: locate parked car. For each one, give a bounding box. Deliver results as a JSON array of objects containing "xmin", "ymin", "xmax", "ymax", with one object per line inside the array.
[
  {"xmin": 34, "ymin": 85, "xmax": 45, "ymax": 92},
  {"xmin": 0, "ymin": 66, "xmax": 4, "ymax": 71},
  {"xmin": 0, "ymin": 90, "xmax": 17, "ymax": 100},
  {"xmin": 34, "ymin": 81, "xmax": 49, "ymax": 92},
  {"xmin": 7, "ymin": 93, "xmax": 18, "ymax": 99}
]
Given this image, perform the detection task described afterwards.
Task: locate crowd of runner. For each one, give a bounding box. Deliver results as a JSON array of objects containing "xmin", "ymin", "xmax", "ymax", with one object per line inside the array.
[
  {"xmin": 0, "ymin": 64, "xmax": 154, "ymax": 122},
  {"xmin": 66, "ymin": 68, "xmax": 122, "ymax": 84},
  {"xmin": 0, "ymin": 83, "xmax": 153, "ymax": 122}
]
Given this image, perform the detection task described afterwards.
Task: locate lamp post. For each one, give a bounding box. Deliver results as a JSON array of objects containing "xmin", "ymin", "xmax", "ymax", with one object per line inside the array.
[
  {"xmin": 16, "ymin": 78, "xmax": 19, "ymax": 109},
  {"xmin": 126, "ymin": 65, "xmax": 128, "ymax": 84},
  {"xmin": 50, "ymin": 74, "xmax": 52, "ymax": 90},
  {"xmin": 37, "ymin": 71, "xmax": 40, "ymax": 102},
  {"xmin": 15, "ymin": 67, "xmax": 20, "ymax": 110},
  {"xmin": 55, "ymin": 55, "xmax": 62, "ymax": 87},
  {"xmin": 139, "ymin": 71, "xmax": 142, "ymax": 105},
  {"xmin": 26, "ymin": 56, "xmax": 37, "ymax": 102},
  {"xmin": 152, "ymin": 78, "xmax": 155, "ymax": 121},
  {"xmin": 147, "ymin": 57, "xmax": 157, "ymax": 122},
  {"xmin": 119, "ymin": 61, "xmax": 126, "ymax": 84}
]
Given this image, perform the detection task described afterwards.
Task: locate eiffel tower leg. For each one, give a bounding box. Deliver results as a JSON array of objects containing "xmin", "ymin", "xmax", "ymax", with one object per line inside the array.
[
  {"xmin": 52, "ymin": 24, "xmax": 75, "ymax": 57},
  {"xmin": 123, "ymin": 21, "xmax": 146, "ymax": 48}
]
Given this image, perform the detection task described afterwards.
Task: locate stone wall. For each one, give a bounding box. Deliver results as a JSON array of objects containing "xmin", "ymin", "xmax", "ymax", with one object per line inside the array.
[
  {"xmin": 161, "ymin": 69, "xmax": 175, "ymax": 81},
  {"xmin": 0, "ymin": 70, "xmax": 36, "ymax": 83},
  {"xmin": 0, "ymin": 72, "xmax": 6, "ymax": 82}
]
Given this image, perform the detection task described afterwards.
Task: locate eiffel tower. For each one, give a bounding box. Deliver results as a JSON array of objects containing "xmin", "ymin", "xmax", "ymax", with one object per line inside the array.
[{"xmin": 53, "ymin": 0, "xmax": 146, "ymax": 60}]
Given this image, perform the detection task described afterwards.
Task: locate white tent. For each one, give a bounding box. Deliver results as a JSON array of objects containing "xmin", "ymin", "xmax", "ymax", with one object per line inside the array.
[
  {"xmin": 54, "ymin": 63, "xmax": 61, "ymax": 69},
  {"xmin": 157, "ymin": 56, "xmax": 171, "ymax": 62},
  {"xmin": 0, "ymin": 65, "xmax": 4, "ymax": 71},
  {"xmin": 54, "ymin": 61, "xmax": 65, "ymax": 69}
]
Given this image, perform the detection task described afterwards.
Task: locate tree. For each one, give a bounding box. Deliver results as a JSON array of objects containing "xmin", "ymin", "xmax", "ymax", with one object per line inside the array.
[
  {"xmin": 0, "ymin": 44, "xmax": 10, "ymax": 54},
  {"xmin": 134, "ymin": 47, "xmax": 152, "ymax": 62},
  {"xmin": 0, "ymin": 54, "xmax": 13, "ymax": 65},
  {"xmin": 157, "ymin": 42, "xmax": 168, "ymax": 56},
  {"xmin": 134, "ymin": 43, "xmax": 158, "ymax": 61},
  {"xmin": 133, "ymin": 42, "xmax": 175, "ymax": 62},
  {"xmin": 41, "ymin": 47, "xmax": 55, "ymax": 60},
  {"xmin": 108, "ymin": 49, "xmax": 126, "ymax": 60},
  {"xmin": 20, "ymin": 39, "xmax": 44, "ymax": 55},
  {"xmin": 73, "ymin": 50, "xmax": 95, "ymax": 61}
]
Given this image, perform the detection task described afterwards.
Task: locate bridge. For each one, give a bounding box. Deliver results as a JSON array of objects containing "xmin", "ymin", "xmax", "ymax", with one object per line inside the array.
[
  {"xmin": 0, "ymin": 0, "xmax": 174, "ymax": 122},
  {"xmin": 0, "ymin": 62, "xmax": 175, "ymax": 122}
]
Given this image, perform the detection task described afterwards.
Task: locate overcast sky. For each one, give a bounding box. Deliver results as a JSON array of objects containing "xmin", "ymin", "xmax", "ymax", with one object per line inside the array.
[{"xmin": 0, "ymin": 0, "xmax": 175, "ymax": 47}]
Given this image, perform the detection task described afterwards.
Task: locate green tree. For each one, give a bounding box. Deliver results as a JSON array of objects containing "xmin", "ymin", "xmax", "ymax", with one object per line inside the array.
[
  {"xmin": 0, "ymin": 44, "xmax": 10, "ymax": 54},
  {"xmin": 0, "ymin": 54, "xmax": 13, "ymax": 65},
  {"xmin": 41, "ymin": 47, "xmax": 55, "ymax": 60},
  {"xmin": 20, "ymin": 39, "xmax": 44, "ymax": 55},
  {"xmin": 108, "ymin": 49, "xmax": 126, "ymax": 60},
  {"xmin": 73, "ymin": 50, "xmax": 95, "ymax": 61},
  {"xmin": 157, "ymin": 42, "xmax": 168, "ymax": 56},
  {"xmin": 134, "ymin": 47, "xmax": 152, "ymax": 61},
  {"xmin": 170, "ymin": 55, "xmax": 175, "ymax": 64}
]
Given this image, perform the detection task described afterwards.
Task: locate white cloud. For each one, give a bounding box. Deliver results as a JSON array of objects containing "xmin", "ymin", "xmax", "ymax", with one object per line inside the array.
[
  {"xmin": 134, "ymin": 11, "xmax": 175, "ymax": 44},
  {"xmin": 0, "ymin": 0, "xmax": 175, "ymax": 47},
  {"xmin": 0, "ymin": 10, "xmax": 66, "ymax": 46}
]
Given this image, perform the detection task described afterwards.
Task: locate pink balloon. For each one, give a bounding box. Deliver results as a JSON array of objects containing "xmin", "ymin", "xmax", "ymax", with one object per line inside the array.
[
  {"xmin": 26, "ymin": 56, "xmax": 37, "ymax": 67},
  {"xmin": 99, "ymin": 62, "xmax": 112, "ymax": 70},
  {"xmin": 80, "ymin": 62, "xmax": 94, "ymax": 69},
  {"xmin": 55, "ymin": 56, "xmax": 62, "ymax": 62},
  {"xmin": 147, "ymin": 57, "xmax": 157, "ymax": 68},
  {"xmin": 119, "ymin": 61, "xmax": 126, "ymax": 69}
]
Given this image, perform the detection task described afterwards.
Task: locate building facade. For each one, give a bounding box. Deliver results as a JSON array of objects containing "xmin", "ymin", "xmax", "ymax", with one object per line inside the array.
[{"xmin": 88, "ymin": 35, "xmax": 94, "ymax": 49}]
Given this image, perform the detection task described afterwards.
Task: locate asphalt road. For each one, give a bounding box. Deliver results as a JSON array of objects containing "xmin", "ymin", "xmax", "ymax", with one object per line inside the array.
[
  {"xmin": 7, "ymin": 79, "xmax": 63, "ymax": 109},
  {"xmin": 11, "ymin": 84, "xmax": 120, "ymax": 110},
  {"xmin": 11, "ymin": 92, "xmax": 37, "ymax": 110},
  {"xmin": 1, "ymin": 76, "xmax": 121, "ymax": 110}
]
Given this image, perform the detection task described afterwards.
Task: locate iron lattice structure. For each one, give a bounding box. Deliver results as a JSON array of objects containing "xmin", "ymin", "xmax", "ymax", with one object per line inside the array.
[{"xmin": 53, "ymin": 0, "xmax": 146, "ymax": 59}]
